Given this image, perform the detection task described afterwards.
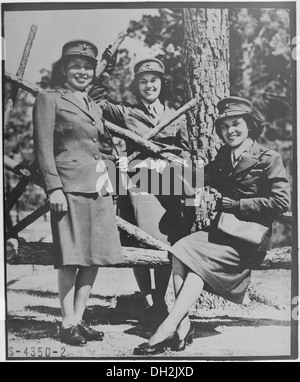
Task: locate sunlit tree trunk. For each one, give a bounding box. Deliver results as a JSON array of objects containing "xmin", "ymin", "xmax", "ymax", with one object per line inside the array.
[{"xmin": 183, "ymin": 8, "xmax": 230, "ymax": 164}]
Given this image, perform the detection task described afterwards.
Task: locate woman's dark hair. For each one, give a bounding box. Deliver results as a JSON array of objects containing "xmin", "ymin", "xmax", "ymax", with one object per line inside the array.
[
  {"xmin": 50, "ymin": 55, "xmax": 97, "ymax": 89},
  {"xmin": 129, "ymin": 73, "xmax": 173, "ymax": 103},
  {"xmin": 215, "ymin": 111, "xmax": 264, "ymax": 141}
]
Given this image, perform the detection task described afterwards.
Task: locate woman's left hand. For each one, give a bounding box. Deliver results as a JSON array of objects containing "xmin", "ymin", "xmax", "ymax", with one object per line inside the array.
[
  {"xmin": 116, "ymin": 156, "xmax": 129, "ymax": 172},
  {"xmin": 221, "ymin": 197, "xmax": 240, "ymax": 212}
]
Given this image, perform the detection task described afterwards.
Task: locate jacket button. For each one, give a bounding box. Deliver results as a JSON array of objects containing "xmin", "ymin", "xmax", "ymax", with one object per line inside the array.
[
  {"xmin": 92, "ymin": 138, "xmax": 97, "ymax": 143},
  {"xmin": 91, "ymin": 121, "xmax": 96, "ymax": 126},
  {"xmin": 94, "ymin": 155, "xmax": 99, "ymax": 160}
]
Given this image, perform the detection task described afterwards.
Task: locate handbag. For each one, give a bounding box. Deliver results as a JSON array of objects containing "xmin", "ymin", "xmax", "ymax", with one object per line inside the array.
[{"xmin": 216, "ymin": 212, "xmax": 269, "ymax": 246}]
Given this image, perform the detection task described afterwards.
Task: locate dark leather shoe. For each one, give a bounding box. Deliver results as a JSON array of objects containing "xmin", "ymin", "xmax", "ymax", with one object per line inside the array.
[
  {"xmin": 172, "ymin": 323, "xmax": 195, "ymax": 352},
  {"xmin": 133, "ymin": 333, "xmax": 178, "ymax": 356},
  {"xmin": 78, "ymin": 321, "xmax": 104, "ymax": 341},
  {"xmin": 59, "ymin": 325, "xmax": 87, "ymax": 346}
]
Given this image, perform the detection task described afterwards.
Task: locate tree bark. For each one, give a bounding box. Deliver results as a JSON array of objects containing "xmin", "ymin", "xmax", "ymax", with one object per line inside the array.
[
  {"xmin": 182, "ymin": 8, "xmax": 230, "ymax": 230},
  {"xmin": 183, "ymin": 8, "xmax": 230, "ymax": 164}
]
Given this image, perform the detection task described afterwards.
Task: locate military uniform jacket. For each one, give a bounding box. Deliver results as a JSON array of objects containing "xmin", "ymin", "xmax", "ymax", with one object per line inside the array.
[
  {"xmin": 206, "ymin": 141, "xmax": 290, "ymax": 230},
  {"xmin": 99, "ymin": 100, "xmax": 190, "ymax": 158},
  {"xmin": 33, "ymin": 88, "xmax": 111, "ymax": 193}
]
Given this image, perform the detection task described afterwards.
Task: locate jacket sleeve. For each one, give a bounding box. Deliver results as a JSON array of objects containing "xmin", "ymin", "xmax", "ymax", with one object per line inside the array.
[
  {"xmin": 99, "ymin": 100, "xmax": 155, "ymax": 137},
  {"xmin": 33, "ymin": 92, "xmax": 63, "ymax": 193},
  {"xmin": 239, "ymin": 151, "xmax": 290, "ymax": 218},
  {"xmin": 98, "ymin": 100, "xmax": 128, "ymax": 128}
]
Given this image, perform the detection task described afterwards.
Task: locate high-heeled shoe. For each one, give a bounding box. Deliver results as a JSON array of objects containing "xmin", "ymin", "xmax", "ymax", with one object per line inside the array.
[
  {"xmin": 133, "ymin": 333, "xmax": 178, "ymax": 356},
  {"xmin": 172, "ymin": 323, "xmax": 195, "ymax": 352}
]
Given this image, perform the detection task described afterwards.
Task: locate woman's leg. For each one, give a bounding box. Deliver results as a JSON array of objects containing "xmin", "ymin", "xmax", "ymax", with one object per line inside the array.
[
  {"xmin": 133, "ymin": 268, "xmax": 153, "ymax": 307},
  {"xmin": 172, "ymin": 255, "xmax": 188, "ymax": 298},
  {"xmin": 153, "ymin": 267, "xmax": 172, "ymax": 305},
  {"xmin": 148, "ymin": 268, "xmax": 204, "ymax": 346},
  {"xmin": 57, "ymin": 265, "xmax": 78, "ymax": 327},
  {"xmin": 73, "ymin": 266, "xmax": 99, "ymax": 324},
  {"xmin": 171, "ymin": 256, "xmax": 191, "ymax": 339}
]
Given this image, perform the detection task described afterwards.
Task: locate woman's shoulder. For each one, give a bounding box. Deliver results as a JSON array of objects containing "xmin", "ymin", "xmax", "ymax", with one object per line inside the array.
[
  {"xmin": 34, "ymin": 89, "xmax": 64, "ymax": 111},
  {"xmin": 255, "ymin": 142, "xmax": 282, "ymax": 160},
  {"xmin": 35, "ymin": 88, "xmax": 62, "ymax": 100}
]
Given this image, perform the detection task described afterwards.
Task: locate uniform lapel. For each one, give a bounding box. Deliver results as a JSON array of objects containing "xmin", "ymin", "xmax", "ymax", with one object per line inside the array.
[
  {"xmin": 215, "ymin": 145, "xmax": 233, "ymax": 175},
  {"xmin": 233, "ymin": 141, "xmax": 261, "ymax": 175},
  {"xmin": 89, "ymin": 97, "xmax": 100, "ymax": 120},
  {"xmin": 159, "ymin": 104, "xmax": 174, "ymax": 127},
  {"xmin": 59, "ymin": 88, "xmax": 94, "ymax": 120}
]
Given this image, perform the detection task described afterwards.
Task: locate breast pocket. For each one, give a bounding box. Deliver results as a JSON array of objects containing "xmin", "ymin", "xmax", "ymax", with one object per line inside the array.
[
  {"xmin": 55, "ymin": 159, "xmax": 78, "ymax": 167},
  {"xmin": 57, "ymin": 108, "xmax": 80, "ymax": 133}
]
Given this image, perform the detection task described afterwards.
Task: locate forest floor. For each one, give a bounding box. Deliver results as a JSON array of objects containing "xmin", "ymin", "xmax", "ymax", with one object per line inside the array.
[{"xmin": 5, "ymin": 217, "xmax": 293, "ymax": 361}]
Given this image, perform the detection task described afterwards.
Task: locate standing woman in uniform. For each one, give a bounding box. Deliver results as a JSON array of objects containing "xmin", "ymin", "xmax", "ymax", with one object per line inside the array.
[
  {"xmin": 133, "ymin": 97, "xmax": 290, "ymax": 355},
  {"xmin": 95, "ymin": 58, "xmax": 191, "ymax": 327},
  {"xmin": 33, "ymin": 40, "xmax": 123, "ymax": 346}
]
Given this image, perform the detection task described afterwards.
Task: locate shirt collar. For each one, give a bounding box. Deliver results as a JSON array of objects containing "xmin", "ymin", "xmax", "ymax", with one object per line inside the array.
[
  {"xmin": 64, "ymin": 83, "xmax": 89, "ymax": 107},
  {"xmin": 231, "ymin": 138, "xmax": 254, "ymax": 166},
  {"xmin": 142, "ymin": 99, "xmax": 164, "ymax": 116}
]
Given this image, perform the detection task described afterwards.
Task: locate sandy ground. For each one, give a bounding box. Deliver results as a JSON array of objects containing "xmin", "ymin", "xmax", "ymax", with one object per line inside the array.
[
  {"xmin": 6, "ymin": 265, "xmax": 292, "ymax": 360},
  {"xmin": 5, "ymin": 217, "xmax": 294, "ymax": 361}
]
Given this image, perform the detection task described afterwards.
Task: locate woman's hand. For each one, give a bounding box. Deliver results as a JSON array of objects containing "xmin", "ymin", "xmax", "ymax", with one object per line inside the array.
[
  {"xmin": 48, "ymin": 189, "xmax": 68, "ymax": 213},
  {"xmin": 116, "ymin": 156, "xmax": 129, "ymax": 172},
  {"xmin": 221, "ymin": 197, "xmax": 240, "ymax": 212}
]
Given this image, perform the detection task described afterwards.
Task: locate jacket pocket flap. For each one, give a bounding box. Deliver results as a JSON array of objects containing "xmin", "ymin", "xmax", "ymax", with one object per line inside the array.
[{"xmin": 60, "ymin": 107, "xmax": 78, "ymax": 115}]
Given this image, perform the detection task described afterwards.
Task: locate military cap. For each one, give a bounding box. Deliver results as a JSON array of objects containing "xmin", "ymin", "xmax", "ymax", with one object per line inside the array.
[
  {"xmin": 134, "ymin": 58, "xmax": 165, "ymax": 76},
  {"xmin": 216, "ymin": 97, "xmax": 252, "ymax": 121},
  {"xmin": 61, "ymin": 39, "xmax": 98, "ymax": 64}
]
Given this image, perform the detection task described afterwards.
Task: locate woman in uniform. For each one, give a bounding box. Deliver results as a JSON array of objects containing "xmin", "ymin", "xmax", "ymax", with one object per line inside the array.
[
  {"xmin": 133, "ymin": 96, "xmax": 290, "ymax": 355},
  {"xmin": 33, "ymin": 40, "xmax": 123, "ymax": 346}
]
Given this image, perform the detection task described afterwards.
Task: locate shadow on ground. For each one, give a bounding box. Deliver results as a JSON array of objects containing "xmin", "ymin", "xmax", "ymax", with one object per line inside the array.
[{"xmin": 7, "ymin": 290, "xmax": 290, "ymax": 342}]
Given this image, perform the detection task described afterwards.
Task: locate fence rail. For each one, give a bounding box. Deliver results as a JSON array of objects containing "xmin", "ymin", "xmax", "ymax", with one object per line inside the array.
[{"xmin": 6, "ymin": 239, "xmax": 292, "ymax": 270}]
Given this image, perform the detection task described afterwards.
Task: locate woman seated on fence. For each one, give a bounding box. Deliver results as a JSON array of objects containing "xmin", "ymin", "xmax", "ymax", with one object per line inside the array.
[
  {"xmin": 33, "ymin": 40, "xmax": 123, "ymax": 346},
  {"xmin": 133, "ymin": 96, "xmax": 291, "ymax": 355}
]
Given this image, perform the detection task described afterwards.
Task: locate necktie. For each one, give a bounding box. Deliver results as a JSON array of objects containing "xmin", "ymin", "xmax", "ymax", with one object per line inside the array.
[
  {"xmin": 83, "ymin": 96, "xmax": 90, "ymax": 112},
  {"xmin": 232, "ymin": 152, "xmax": 239, "ymax": 167},
  {"xmin": 148, "ymin": 104, "xmax": 157, "ymax": 115}
]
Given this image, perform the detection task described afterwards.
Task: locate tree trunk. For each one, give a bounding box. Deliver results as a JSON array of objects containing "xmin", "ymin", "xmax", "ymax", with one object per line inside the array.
[
  {"xmin": 183, "ymin": 8, "xmax": 230, "ymax": 164},
  {"xmin": 182, "ymin": 8, "xmax": 230, "ymax": 229}
]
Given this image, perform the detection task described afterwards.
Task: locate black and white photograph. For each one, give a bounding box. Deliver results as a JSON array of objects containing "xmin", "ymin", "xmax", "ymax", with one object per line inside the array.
[{"xmin": 1, "ymin": 1, "xmax": 298, "ymax": 362}]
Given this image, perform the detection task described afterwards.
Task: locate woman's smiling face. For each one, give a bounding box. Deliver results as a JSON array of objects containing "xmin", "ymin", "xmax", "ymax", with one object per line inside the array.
[
  {"xmin": 220, "ymin": 116, "xmax": 249, "ymax": 147},
  {"xmin": 138, "ymin": 73, "xmax": 162, "ymax": 104},
  {"xmin": 63, "ymin": 56, "xmax": 94, "ymax": 91}
]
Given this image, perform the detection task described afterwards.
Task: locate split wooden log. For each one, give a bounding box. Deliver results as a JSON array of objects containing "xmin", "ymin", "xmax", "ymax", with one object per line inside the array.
[
  {"xmin": 6, "ymin": 201, "xmax": 50, "ymax": 240},
  {"xmin": 4, "ymin": 155, "xmax": 43, "ymax": 187},
  {"xmin": 4, "ymin": 24, "xmax": 38, "ymax": 127},
  {"xmin": 95, "ymin": 31, "xmax": 127, "ymax": 79},
  {"xmin": 105, "ymin": 121, "xmax": 190, "ymax": 172},
  {"xmin": 127, "ymin": 97, "xmax": 198, "ymax": 164},
  {"xmin": 6, "ymin": 239, "xmax": 291, "ymax": 270},
  {"xmin": 5, "ymin": 72, "xmax": 41, "ymax": 95},
  {"xmin": 106, "ymin": 121, "xmax": 167, "ymax": 156},
  {"xmin": 5, "ymin": 178, "xmax": 30, "ymax": 213},
  {"xmin": 4, "ymin": 25, "xmax": 38, "ymax": 217},
  {"xmin": 115, "ymin": 216, "xmax": 170, "ymax": 251}
]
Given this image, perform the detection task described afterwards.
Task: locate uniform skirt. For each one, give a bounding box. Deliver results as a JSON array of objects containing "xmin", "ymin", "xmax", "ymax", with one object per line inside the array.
[
  {"xmin": 170, "ymin": 230, "xmax": 254, "ymax": 304},
  {"xmin": 51, "ymin": 192, "xmax": 123, "ymax": 269}
]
